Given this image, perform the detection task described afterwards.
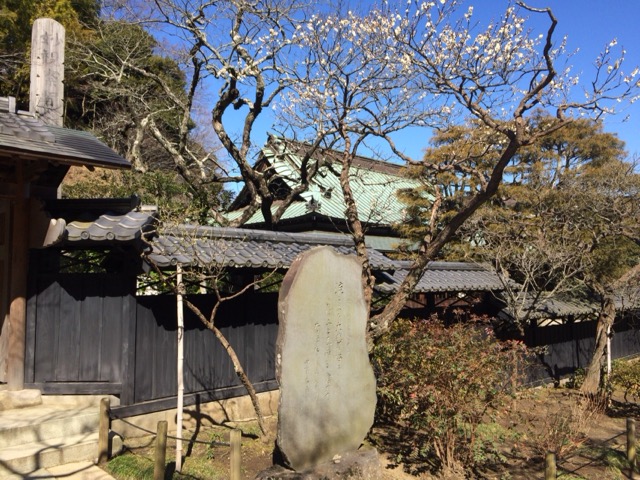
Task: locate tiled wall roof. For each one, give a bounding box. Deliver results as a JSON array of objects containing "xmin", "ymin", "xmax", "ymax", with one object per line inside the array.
[
  {"xmin": 376, "ymin": 261, "xmax": 504, "ymax": 293},
  {"xmin": 146, "ymin": 226, "xmax": 398, "ymax": 270}
]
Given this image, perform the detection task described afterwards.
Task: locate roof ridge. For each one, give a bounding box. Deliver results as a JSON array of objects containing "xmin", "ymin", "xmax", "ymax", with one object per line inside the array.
[
  {"xmin": 266, "ymin": 135, "xmax": 408, "ymax": 176},
  {"xmin": 393, "ymin": 260, "xmax": 490, "ymax": 271},
  {"xmin": 168, "ymin": 225, "xmax": 356, "ymax": 247}
]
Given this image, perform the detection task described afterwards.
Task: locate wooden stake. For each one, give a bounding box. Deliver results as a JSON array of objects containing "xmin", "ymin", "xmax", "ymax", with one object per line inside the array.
[
  {"xmin": 628, "ymin": 418, "xmax": 636, "ymax": 475},
  {"xmin": 154, "ymin": 421, "xmax": 168, "ymax": 480},
  {"xmin": 230, "ymin": 429, "xmax": 241, "ymax": 480},
  {"xmin": 97, "ymin": 398, "xmax": 110, "ymax": 465},
  {"xmin": 545, "ymin": 452, "xmax": 556, "ymax": 480}
]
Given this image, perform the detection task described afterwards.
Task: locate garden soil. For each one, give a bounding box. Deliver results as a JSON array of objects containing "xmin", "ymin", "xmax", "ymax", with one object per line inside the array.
[{"xmin": 109, "ymin": 387, "xmax": 640, "ymax": 479}]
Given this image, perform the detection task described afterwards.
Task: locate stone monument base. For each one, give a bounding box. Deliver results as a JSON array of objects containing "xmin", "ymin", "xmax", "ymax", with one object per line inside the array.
[{"xmin": 255, "ymin": 447, "xmax": 383, "ymax": 479}]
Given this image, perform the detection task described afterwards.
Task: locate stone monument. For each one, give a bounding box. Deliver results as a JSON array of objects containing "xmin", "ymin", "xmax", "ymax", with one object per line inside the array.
[{"xmin": 271, "ymin": 246, "xmax": 378, "ymax": 476}]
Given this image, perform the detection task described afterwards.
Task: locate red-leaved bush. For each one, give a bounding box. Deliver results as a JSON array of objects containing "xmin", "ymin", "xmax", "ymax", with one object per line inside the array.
[{"xmin": 372, "ymin": 317, "xmax": 526, "ymax": 476}]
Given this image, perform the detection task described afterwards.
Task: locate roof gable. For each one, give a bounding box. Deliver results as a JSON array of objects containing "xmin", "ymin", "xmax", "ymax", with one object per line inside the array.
[{"xmin": 228, "ymin": 136, "xmax": 429, "ymax": 227}]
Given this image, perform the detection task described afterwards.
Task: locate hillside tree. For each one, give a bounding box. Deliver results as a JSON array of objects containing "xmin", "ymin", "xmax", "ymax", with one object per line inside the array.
[{"xmin": 65, "ymin": 19, "xmax": 231, "ymax": 220}]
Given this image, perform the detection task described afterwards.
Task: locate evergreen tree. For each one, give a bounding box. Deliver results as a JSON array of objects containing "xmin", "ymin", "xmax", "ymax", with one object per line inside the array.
[{"xmin": 398, "ymin": 116, "xmax": 640, "ymax": 395}]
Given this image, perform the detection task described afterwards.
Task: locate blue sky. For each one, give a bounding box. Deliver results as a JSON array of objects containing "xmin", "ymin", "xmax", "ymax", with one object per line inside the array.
[
  {"xmin": 374, "ymin": 1, "xmax": 640, "ymax": 162},
  {"xmin": 520, "ymin": 0, "xmax": 640, "ymax": 158},
  {"xmin": 202, "ymin": 1, "xmax": 640, "ymax": 165}
]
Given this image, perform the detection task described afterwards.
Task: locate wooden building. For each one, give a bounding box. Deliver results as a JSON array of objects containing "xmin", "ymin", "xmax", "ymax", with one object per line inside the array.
[
  {"xmin": 0, "ymin": 96, "xmax": 130, "ymax": 388},
  {"xmin": 227, "ymin": 135, "xmax": 426, "ymax": 252}
]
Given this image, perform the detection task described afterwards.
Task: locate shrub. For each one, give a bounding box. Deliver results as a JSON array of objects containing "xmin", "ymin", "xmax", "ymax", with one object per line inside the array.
[
  {"xmin": 566, "ymin": 367, "xmax": 586, "ymax": 390},
  {"xmin": 610, "ymin": 358, "xmax": 640, "ymax": 402},
  {"xmin": 372, "ymin": 317, "xmax": 526, "ymax": 476},
  {"xmin": 525, "ymin": 393, "xmax": 599, "ymax": 459}
]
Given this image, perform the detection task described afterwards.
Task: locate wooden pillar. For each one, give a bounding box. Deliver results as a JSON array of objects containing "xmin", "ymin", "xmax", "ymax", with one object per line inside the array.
[
  {"xmin": 30, "ymin": 19, "xmax": 65, "ymax": 127},
  {"xmin": 7, "ymin": 162, "xmax": 29, "ymax": 390},
  {"xmin": 0, "ymin": 198, "xmax": 12, "ymax": 382}
]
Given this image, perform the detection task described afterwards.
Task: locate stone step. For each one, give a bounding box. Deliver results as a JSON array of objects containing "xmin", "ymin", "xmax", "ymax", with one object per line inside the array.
[
  {"xmin": 0, "ymin": 461, "xmax": 115, "ymax": 480},
  {"xmin": 0, "ymin": 404, "xmax": 98, "ymax": 449},
  {"xmin": 0, "ymin": 389, "xmax": 42, "ymax": 411},
  {"xmin": 0, "ymin": 431, "xmax": 99, "ymax": 477}
]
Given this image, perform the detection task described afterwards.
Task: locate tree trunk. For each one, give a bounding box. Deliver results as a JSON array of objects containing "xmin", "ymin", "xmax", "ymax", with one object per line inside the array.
[
  {"xmin": 183, "ymin": 298, "xmax": 267, "ymax": 436},
  {"xmin": 581, "ymin": 295, "xmax": 615, "ymax": 396}
]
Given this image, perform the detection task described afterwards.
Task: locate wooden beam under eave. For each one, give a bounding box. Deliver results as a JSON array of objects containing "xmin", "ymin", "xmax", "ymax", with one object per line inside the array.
[{"xmin": 6, "ymin": 160, "xmax": 29, "ymax": 389}]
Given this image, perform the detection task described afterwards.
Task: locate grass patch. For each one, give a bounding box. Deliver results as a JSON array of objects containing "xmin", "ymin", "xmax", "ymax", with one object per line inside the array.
[
  {"xmin": 474, "ymin": 422, "xmax": 520, "ymax": 464},
  {"xmin": 572, "ymin": 445, "xmax": 629, "ymax": 480},
  {"xmin": 108, "ymin": 447, "xmax": 229, "ymax": 480},
  {"xmin": 107, "ymin": 419, "xmax": 275, "ymax": 480},
  {"xmin": 107, "ymin": 454, "xmax": 155, "ymax": 479}
]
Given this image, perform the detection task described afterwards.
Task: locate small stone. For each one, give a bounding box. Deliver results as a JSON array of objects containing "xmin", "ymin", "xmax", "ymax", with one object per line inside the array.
[{"xmin": 255, "ymin": 448, "xmax": 383, "ymax": 479}]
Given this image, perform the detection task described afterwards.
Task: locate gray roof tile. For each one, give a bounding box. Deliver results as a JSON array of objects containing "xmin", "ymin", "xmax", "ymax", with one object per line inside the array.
[
  {"xmin": 146, "ymin": 225, "xmax": 398, "ymax": 270},
  {"xmin": 145, "ymin": 225, "xmax": 507, "ymax": 294},
  {"xmin": 0, "ymin": 99, "xmax": 129, "ymax": 169},
  {"xmin": 499, "ymin": 295, "xmax": 598, "ymax": 321},
  {"xmin": 500, "ymin": 289, "xmax": 640, "ymax": 321},
  {"xmin": 375, "ymin": 261, "xmax": 504, "ymax": 293},
  {"xmin": 65, "ymin": 211, "xmax": 156, "ymax": 243}
]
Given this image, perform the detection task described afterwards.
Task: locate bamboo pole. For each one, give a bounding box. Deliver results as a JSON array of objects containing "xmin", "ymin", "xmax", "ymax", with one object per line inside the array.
[{"xmin": 176, "ymin": 265, "xmax": 184, "ymax": 472}]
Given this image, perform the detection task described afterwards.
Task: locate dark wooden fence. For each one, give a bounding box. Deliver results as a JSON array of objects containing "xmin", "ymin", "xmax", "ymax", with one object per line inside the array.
[
  {"xmin": 25, "ymin": 270, "xmax": 278, "ymax": 416},
  {"xmin": 25, "ymin": 273, "xmax": 135, "ymax": 394},
  {"xmin": 24, "ymin": 265, "xmax": 640, "ymax": 414},
  {"xmin": 126, "ymin": 293, "xmax": 278, "ymax": 415},
  {"xmin": 525, "ymin": 315, "xmax": 640, "ymax": 384}
]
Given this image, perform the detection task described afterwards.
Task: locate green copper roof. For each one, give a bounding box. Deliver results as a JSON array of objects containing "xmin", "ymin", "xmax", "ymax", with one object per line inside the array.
[{"xmin": 228, "ymin": 138, "xmax": 431, "ymax": 228}]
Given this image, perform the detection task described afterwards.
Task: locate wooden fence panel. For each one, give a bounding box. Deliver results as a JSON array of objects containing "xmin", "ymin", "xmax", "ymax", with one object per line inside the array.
[
  {"xmin": 32, "ymin": 276, "xmax": 59, "ymax": 383},
  {"xmin": 133, "ymin": 292, "xmax": 278, "ymax": 405},
  {"xmin": 56, "ymin": 277, "xmax": 81, "ymax": 381},
  {"xmin": 525, "ymin": 317, "xmax": 640, "ymax": 384},
  {"xmin": 613, "ymin": 317, "xmax": 640, "ymax": 360},
  {"xmin": 28, "ymin": 274, "xmax": 134, "ymax": 393}
]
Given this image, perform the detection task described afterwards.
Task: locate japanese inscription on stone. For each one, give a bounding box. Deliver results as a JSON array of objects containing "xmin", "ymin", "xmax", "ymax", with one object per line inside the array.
[{"xmin": 275, "ymin": 246, "xmax": 376, "ymax": 471}]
